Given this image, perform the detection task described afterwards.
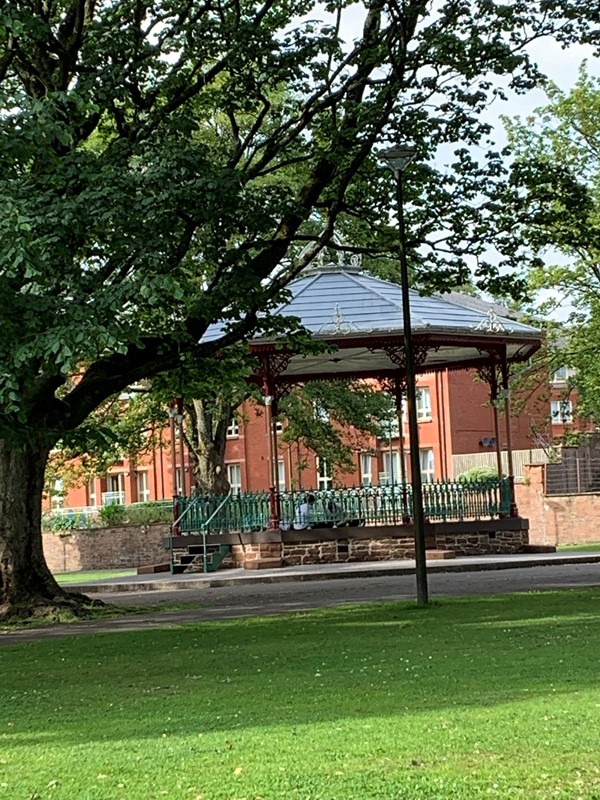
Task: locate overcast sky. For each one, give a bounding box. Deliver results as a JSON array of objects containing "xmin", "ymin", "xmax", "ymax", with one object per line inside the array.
[
  {"xmin": 328, "ymin": 5, "xmax": 600, "ymax": 317},
  {"xmin": 334, "ymin": 5, "xmax": 600, "ymax": 140}
]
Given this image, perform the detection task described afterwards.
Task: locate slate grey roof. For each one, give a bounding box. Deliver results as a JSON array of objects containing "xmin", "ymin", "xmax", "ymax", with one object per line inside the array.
[
  {"xmin": 253, "ymin": 270, "xmax": 538, "ymax": 339},
  {"xmin": 202, "ymin": 265, "xmax": 542, "ymax": 378}
]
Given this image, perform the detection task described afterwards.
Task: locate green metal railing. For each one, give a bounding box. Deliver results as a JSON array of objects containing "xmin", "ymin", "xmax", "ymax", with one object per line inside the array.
[{"xmin": 172, "ymin": 478, "xmax": 512, "ymax": 537}]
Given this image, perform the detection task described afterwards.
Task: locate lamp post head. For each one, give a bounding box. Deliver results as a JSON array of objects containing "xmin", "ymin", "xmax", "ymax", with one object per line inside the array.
[{"xmin": 379, "ymin": 146, "xmax": 417, "ymax": 174}]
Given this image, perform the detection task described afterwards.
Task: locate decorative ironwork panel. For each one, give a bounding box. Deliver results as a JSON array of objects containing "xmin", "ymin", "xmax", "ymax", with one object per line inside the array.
[{"xmin": 174, "ymin": 478, "xmax": 511, "ymax": 536}]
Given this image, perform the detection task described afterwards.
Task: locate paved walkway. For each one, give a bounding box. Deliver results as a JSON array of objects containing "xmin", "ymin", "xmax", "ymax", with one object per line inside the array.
[
  {"xmin": 1, "ymin": 552, "xmax": 599, "ymax": 647},
  {"xmin": 71, "ymin": 550, "xmax": 600, "ymax": 593}
]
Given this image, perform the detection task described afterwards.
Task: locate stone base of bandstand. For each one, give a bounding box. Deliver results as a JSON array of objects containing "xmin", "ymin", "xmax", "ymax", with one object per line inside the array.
[{"xmin": 207, "ymin": 518, "xmax": 530, "ymax": 570}]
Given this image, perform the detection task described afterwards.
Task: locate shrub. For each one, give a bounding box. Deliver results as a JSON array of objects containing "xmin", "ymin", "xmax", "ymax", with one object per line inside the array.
[
  {"xmin": 43, "ymin": 500, "xmax": 173, "ymax": 530},
  {"xmin": 98, "ymin": 504, "xmax": 127, "ymax": 526},
  {"xmin": 124, "ymin": 502, "xmax": 173, "ymax": 525},
  {"xmin": 457, "ymin": 466, "xmax": 498, "ymax": 482}
]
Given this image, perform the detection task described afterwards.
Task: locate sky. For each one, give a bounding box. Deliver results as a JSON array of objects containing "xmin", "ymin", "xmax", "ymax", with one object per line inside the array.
[{"xmin": 338, "ymin": 4, "xmax": 600, "ymax": 319}]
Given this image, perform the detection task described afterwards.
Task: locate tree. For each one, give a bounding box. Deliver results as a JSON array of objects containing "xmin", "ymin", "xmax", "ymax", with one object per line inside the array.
[
  {"xmin": 2, "ymin": 0, "xmax": 599, "ymax": 619},
  {"xmin": 279, "ymin": 380, "xmax": 395, "ymax": 483},
  {"xmin": 499, "ymin": 65, "xmax": 600, "ymax": 423}
]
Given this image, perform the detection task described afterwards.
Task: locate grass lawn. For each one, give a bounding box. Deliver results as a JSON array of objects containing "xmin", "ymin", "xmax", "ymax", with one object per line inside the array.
[
  {"xmin": 2, "ymin": 590, "xmax": 600, "ymax": 799},
  {"xmin": 54, "ymin": 569, "xmax": 137, "ymax": 584},
  {"xmin": 557, "ymin": 542, "xmax": 600, "ymax": 553}
]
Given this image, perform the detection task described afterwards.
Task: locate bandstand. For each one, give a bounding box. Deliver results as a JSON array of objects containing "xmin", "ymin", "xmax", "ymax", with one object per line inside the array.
[{"xmin": 169, "ymin": 250, "xmax": 543, "ymax": 576}]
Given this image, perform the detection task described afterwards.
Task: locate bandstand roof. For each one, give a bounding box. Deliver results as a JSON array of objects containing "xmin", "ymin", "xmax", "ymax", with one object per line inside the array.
[{"xmin": 203, "ymin": 256, "xmax": 542, "ymax": 382}]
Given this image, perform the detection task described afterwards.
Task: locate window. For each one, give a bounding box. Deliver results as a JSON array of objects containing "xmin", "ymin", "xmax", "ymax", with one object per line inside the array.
[
  {"xmin": 103, "ymin": 473, "xmax": 125, "ymax": 505},
  {"xmin": 87, "ymin": 479, "xmax": 97, "ymax": 507},
  {"xmin": 137, "ymin": 471, "xmax": 150, "ymax": 503},
  {"xmin": 420, "ymin": 449, "xmax": 435, "ymax": 482},
  {"xmin": 552, "ymin": 365, "xmax": 577, "ymax": 385},
  {"xmin": 551, "ymin": 400, "xmax": 573, "ymax": 424},
  {"xmin": 316, "ymin": 458, "xmax": 333, "ymax": 490},
  {"xmin": 382, "ymin": 451, "xmax": 402, "ymax": 484},
  {"xmin": 553, "ymin": 365, "xmax": 568, "ymax": 383},
  {"xmin": 277, "ymin": 459, "xmax": 286, "ymax": 492},
  {"xmin": 227, "ymin": 463, "xmax": 242, "ymax": 494},
  {"xmin": 275, "ymin": 420, "xmax": 284, "ymax": 434},
  {"xmin": 360, "ymin": 454, "xmax": 373, "ymax": 486},
  {"xmin": 51, "ymin": 479, "xmax": 64, "ymax": 510},
  {"xmin": 175, "ymin": 468, "xmax": 183, "ymax": 495},
  {"xmin": 416, "ymin": 387, "xmax": 432, "ymax": 420},
  {"xmin": 226, "ymin": 418, "xmax": 239, "ymax": 438}
]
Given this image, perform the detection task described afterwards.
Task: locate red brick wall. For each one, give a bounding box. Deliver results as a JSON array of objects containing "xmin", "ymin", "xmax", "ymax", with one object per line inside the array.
[
  {"xmin": 447, "ymin": 371, "xmax": 547, "ymax": 455},
  {"xmin": 518, "ymin": 465, "xmax": 600, "ymax": 547}
]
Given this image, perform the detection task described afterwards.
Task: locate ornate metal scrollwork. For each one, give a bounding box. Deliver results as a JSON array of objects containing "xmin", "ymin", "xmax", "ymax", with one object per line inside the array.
[
  {"xmin": 318, "ymin": 304, "xmax": 364, "ymax": 335},
  {"xmin": 471, "ymin": 309, "xmax": 513, "ymax": 334}
]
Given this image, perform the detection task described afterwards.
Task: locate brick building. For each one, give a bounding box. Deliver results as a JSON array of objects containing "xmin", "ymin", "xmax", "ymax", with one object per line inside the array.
[
  {"xmin": 48, "ymin": 261, "xmax": 593, "ymax": 511},
  {"xmin": 49, "ymin": 363, "xmax": 565, "ymax": 511}
]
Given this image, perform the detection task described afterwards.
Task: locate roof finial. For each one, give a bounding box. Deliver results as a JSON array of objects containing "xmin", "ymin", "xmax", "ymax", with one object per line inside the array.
[{"xmin": 300, "ymin": 233, "xmax": 363, "ymax": 275}]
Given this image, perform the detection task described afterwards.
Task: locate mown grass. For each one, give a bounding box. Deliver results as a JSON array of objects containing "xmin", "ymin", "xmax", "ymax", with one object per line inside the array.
[
  {"xmin": 557, "ymin": 542, "xmax": 600, "ymax": 553},
  {"xmin": 2, "ymin": 590, "xmax": 600, "ymax": 799},
  {"xmin": 54, "ymin": 569, "xmax": 137, "ymax": 584}
]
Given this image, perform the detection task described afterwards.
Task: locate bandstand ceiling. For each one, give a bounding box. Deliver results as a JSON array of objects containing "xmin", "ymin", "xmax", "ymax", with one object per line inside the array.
[{"xmin": 203, "ymin": 257, "xmax": 542, "ymax": 381}]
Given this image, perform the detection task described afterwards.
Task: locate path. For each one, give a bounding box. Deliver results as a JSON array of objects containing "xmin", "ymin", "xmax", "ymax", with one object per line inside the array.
[{"xmin": 1, "ymin": 553, "xmax": 598, "ymax": 647}]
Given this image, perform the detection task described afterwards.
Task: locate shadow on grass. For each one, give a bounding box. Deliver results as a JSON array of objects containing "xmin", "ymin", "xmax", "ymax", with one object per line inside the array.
[{"xmin": 3, "ymin": 589, "xmax": 600, "ymax": 748}]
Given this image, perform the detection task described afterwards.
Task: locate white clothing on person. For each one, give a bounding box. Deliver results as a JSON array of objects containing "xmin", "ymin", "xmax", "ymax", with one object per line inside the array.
[{"xmin": 293, "ymin": 499, "xmax": 315, "ymax": 530}]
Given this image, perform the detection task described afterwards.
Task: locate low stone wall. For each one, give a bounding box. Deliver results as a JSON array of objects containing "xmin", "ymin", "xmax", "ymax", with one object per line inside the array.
[
  {"xmin": 44, "ymin": 517, "xmax": 529, "ymax": 574},
  {"xmin": 43, "ymin": 469, "xmax": 600, "ymax": 573},
  {"xmin": 43, "ymin": 524, "xmax": 168, "ymax": 573},
  {"xmin": 216, "ymin": 520, "xmax": 529, "ymax": 568}
]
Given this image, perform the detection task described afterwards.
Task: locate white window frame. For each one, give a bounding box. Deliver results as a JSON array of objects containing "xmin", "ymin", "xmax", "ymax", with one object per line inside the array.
[
  {"xmin": 277, "ymin": 459, "xmax": 286, "ymax": 492},
  {"xmin": 383, "ymin": 451, "xmax": 402, "ymax": 484},
  {"xmin": 226, "ymin": 463, "xmax": 242, "ymax": 494},
  {"xmin": 275, "ymin": 420, "xmax": 284, "ymax": 434},
  {"xmin": 551, "ymin": 399, "xmax": 573, "ymax": 424},
  {"xmin": 552, "ymin": 366, "xmax": 575, "ymax": 385},
  {"xmin": 316, "ymin": 457, "xmax": 333, "ymax": 490},
  {"xmin": 108, "ymin": 473, "xmax": 125, "ymax": 495},
  {"xmin": 419, "ymin": 448, "xmax": 435, "ymax": 483},
  {"xmin": 87, "ymin": 479, "xmax": 97, "ymax": 507},
  {"xmin": 226, "ymin": 418, "xmax": 240, "ymax": 438},
  {"xmin": 137, "ymin": 470, "xmax": 150, "ymax": 503},
  {"xmin": 416, "ymin": 387, "xmax": 432, "ymax": 420},
  {"xmin": 360, "ymin": 453, "xmax": 373, "ymax": 486},
  {"xmin": 51, "ymin": 479, "xmax": 64, "ymax": 510}
]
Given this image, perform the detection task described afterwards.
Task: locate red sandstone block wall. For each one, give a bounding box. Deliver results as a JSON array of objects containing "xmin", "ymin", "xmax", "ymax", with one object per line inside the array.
[{"xmin": 43, "ymin": 524, "xmax": 168, "ymax": 573}]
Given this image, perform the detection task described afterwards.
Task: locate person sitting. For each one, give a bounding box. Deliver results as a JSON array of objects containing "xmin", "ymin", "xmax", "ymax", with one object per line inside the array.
[
  {"xmin": 326, "ymin": 498, "xmax": 344, "ymax": 527},
  {"xmin": 326, "ymin": 497, "xmax": 364, "ymax": 528},
  {"xmin": 293, "ymin": 494, "xmax": 316, "ymax": 530}
]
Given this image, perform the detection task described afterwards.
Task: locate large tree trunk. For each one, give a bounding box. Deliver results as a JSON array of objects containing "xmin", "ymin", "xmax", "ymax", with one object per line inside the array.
[
  {"xmin": 0, "ymin": 436, "xmax": 95, "ymax": 621},
  {"xmin": 188, "ymin": 398, "xmax": 232, "ymax": 495}
]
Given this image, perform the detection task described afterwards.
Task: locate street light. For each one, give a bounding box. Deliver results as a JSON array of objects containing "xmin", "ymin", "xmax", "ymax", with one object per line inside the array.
[{"xmin": 379, "ymin": 145, "xmax": 429, "ymax": 606}]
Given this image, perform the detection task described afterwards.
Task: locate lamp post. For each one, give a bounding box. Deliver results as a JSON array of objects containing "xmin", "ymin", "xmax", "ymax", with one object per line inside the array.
[
  {"xmin": 167, "ymin": 402, "xmax": 179, "ymax": 498},
  {"xmin": 167, "ymin": 401, "xmax": 180, "ymax": 536},
  {"xmin": 380, "ymin": 146, "xmax": 429, "ymax": 606}
]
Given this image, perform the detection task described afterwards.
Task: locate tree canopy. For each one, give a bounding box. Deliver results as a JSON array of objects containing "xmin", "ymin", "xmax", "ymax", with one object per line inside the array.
[
  {"xmin": 2, "ymin": 0, "xmax": 600, "ymax": 618},
  {"xmin": 502, "ymin": 64, "xmax": 600, "ymax": 424}
]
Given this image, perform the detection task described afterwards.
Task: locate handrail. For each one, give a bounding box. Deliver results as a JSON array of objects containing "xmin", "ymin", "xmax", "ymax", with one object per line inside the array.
[
  {"xmin": 200, "ymin": 487, "xmax": 233, "ymax": 532},
  {"xmin": 170, "ymin": 489, "xmax": 233, "ymax": 574},
  {"xmin": 199, "ymin": 488, "xmax": 232, "ymax": 573},
  {"xmin": 170, "ymin": 495, "xmax": 204, "ymax": 574}
]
